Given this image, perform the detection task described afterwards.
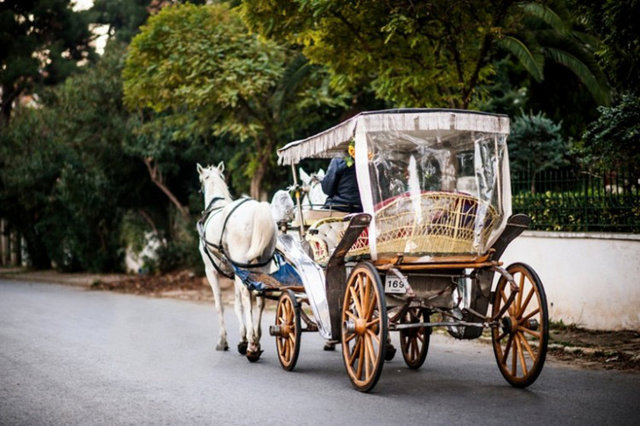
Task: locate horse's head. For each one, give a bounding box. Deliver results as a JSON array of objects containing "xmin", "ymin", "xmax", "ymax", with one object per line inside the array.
[
  {"xmin": 298, "ymin": 167, "xmax": 327, "ymax": 207},
  {"xmin": 270, "ymin": 190, "xmax": 295, "ymax": 224},
  {"xmin": 197, "ymin": 162, "xmax": 232, "ymax": 205}
]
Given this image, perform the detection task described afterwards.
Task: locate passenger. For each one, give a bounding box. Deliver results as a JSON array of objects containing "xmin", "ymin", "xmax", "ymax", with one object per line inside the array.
[{"xmin": 321, "ymin": 141, "xmax": 363, "ymax": 212}]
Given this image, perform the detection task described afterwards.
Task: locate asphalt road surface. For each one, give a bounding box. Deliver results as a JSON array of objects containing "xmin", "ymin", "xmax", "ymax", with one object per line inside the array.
[{"xmin": 1, "ymin": 279, "xmax": 638, "ymax": 426}]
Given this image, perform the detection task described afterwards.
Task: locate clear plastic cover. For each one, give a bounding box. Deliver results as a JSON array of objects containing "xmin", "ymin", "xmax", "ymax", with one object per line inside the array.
[
  {"xmin": 355, "ymin": 129, "xmax": 510, "ymax": 258},
  {"xmin": 277, "ymin": 109, "xmax": 512, "ymax": 260}
]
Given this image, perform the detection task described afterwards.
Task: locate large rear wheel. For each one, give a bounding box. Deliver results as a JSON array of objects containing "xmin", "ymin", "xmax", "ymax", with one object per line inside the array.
[
  {"xmin": 400, "ymin": 308, "xmax": 431, "ymax": 369},
  {"xmin": 341, "ymin": 262, "xmax": 387, "ymax": 392},
  {"xmin": 275, "ymin": 290, "xmax": 301, "ymax": 371},
  {"xmin": 491, "ymin": 263, "xmax": 548, "ymax": 387}
]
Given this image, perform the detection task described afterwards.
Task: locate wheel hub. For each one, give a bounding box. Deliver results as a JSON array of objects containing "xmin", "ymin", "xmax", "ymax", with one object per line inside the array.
[
  {"xmin": 524, "ymin": 318, "xmax": 540, "ymax": 331},
  {"xmin": 354, "ymin": 318, "xmax": 367, "ymax": 335},
  {"xmin": 501, "ymin": 316, "xmax": 515, "ymax": 334},
  {"xmin": 280, "ymin": 325, "xmax": 291, "ymax": 337}
]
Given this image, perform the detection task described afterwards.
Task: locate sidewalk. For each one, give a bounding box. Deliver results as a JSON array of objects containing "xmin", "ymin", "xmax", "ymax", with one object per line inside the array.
[{"xmin": 1, "ymin": 267, "xmax": 638, "ymax": 370}]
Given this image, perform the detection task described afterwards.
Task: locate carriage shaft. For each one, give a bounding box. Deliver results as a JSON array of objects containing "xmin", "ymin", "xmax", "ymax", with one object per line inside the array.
[{"xmin": 392, "ymin": 320, "xmax": 488, "ymax": 330}]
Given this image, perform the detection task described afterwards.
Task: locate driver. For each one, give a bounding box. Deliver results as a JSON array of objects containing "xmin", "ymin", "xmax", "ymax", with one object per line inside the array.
[{"xmin": 321, "ymin": 141, "xmax": 362, "ymax": 212}]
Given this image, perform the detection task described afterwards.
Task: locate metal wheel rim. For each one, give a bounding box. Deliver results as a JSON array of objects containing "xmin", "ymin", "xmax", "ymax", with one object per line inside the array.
[{"xmin": 491, "ymin": 263, "xmax": 548, "ymax": 387}]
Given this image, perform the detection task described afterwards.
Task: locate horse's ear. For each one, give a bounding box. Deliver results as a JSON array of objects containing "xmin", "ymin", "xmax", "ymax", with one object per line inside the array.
[
  {"xmin": 217, "ymin": 161, "xmax": 225, "ymax": 173},
  {"xmin": 317, "ymin": 168, "xmax": 325, "ymax": 178},
  {"xmin": 197, "ymin": 163, "xmax": 204, "ymax": 175},
  {"xmin": 299, "ymin": 167, "xmax": 309, "ymax": 182}
]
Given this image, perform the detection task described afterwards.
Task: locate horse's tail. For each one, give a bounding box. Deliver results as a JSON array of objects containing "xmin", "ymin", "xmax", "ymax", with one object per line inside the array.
[{"xmin": 246, "ymin": 202, "xmax": 277, "ymax": 263}]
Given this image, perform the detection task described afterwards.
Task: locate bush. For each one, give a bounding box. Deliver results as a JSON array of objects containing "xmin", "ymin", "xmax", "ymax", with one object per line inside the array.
[
  {"xmin": 513, "ymin": 190, "xmax": 640, "ymax": 233},
  {"xmin": 508, "ymin": 111, "xmax": 567, "ymax": 192}
]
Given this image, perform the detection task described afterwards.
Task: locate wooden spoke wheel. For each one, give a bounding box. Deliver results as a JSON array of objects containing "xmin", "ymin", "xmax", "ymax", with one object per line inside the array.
[
  {"xmin": 399, "ymin": 308, "xmax": 431, "ymax": 369},
  {"xmin": 492, "ymin": 263, "xmax": 549, "ymax": 388},
  {"xmin": 275, "ymin": 290, "xmax": 301, "ymax": 371},
  {"xmin": 341, "ymin": 262, "xmax": 388, "ymax": 392}
]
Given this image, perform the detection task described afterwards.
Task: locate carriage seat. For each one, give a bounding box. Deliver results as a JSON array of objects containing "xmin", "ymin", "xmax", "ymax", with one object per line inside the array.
[
  {"xmin": 305, "ymin": 217, "xmax": 348, "ymax": 265},
  {"xmin": 293, "ymin": 208, "xmax": 347, "ymax": 228}
]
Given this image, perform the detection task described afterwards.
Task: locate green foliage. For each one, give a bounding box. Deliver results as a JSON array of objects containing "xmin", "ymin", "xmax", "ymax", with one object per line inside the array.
[
  {"xmin": 242, "ymin": 0, "xmax": 500, "ymax": 108},
  {"xmin": 574, "ymin": 0, "xmax": 640, "ymax": 96},
  {"xmin": 0, "ymin": 43, "xmax": 143, "ymax": 271},
  {"xmin": 475, "ymin": 58, "xmax": 529, "ymax": 118},
  {"xmin": 578, "ymin": 93, "xmax": 640, "ymax": 171},
  {"xmin": 0, "ymin": 0, "xmax": 95, "ymax": 124},
  {"xmin": 241, "ymin": 0, "xmax": 609, "ymax": 109},
  {"xmin": 508, "ymin": 111, "xmax": 567, "ymax": 191},
  {"xmin": 151, "ymin": 209, "xmax": 202, "ymax": 274},
  {"xmin": 89, "ymin": 0, "xmax": 152, "ymax": 43},
  {"xmin": 513, "ymin": 189, "xmax": 640, "ymax": 232},
  {"xmin": 124, "ymin": 3, "xmax": 285, "ymax": 138},
  {"xmin": 124, "ymin": 3, "xmax": 346, "ymax": 197},
  {"xmin": 0, "ymin": 107, "xmax": 65, "ymax": 268}
]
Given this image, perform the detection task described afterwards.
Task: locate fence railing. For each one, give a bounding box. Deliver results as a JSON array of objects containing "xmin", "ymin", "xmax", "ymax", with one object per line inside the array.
[{"xmin": 511, "ymin": 168, "xmax": 640, "ymax": 233}]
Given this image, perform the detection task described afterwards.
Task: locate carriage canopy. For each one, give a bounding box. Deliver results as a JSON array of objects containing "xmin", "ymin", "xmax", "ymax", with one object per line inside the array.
[{"xmin": 278, "ymin": 109, "xmax": 512, "ymax": 259}]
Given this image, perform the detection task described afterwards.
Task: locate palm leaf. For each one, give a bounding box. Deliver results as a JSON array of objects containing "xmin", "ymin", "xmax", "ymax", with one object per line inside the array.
[
  {"xmin": 498, "ymin": 36, "xmax": 544, "ymax": 82},
  {"xmin": 271, "ymin": 53, "xmax": 311, "ymax": 117},
  {"xmin": 519, "ymin": 2, "xmax": 569, "ymax": 34},
  {"xmin": 544, "ymin": 47, "xmax": 611, "ymax": 105}
]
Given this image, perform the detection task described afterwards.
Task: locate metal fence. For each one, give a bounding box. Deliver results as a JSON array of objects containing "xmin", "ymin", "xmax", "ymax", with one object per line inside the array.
[{"xmin": 511, "ymin": 168, "xmax": 640, "ymax": 233}]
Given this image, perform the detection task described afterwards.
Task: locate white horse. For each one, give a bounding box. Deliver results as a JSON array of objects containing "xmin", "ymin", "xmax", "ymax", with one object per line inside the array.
[
  {"xmin": 197, "ymin": 162, "xmax": 277, "ymax": 361},
  {"xmin": 299, "ymin": 167, "xmax": 327, "ymax": 207}
]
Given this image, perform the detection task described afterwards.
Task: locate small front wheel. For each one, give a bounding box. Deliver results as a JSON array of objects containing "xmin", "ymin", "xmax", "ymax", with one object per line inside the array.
[
  {"xmin": 275, "ymin": 290, "xmax": 301, "ymax": 371},
  {"xmin": 400, "ymin": 308, "xmax": 431, "ymax": 369},
  {"xmin": 341, "ymin": 262, "xmax": 387, "ymax": 392},
  {"xmin": 492, "ymin": 263, "xmax": 549, "ymax": 388}
]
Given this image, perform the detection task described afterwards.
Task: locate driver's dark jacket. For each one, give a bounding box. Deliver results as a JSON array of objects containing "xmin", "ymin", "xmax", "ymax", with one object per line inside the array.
[{"xmin": 321, "ymin": 157, "xmax": 362, "ymax": 212}]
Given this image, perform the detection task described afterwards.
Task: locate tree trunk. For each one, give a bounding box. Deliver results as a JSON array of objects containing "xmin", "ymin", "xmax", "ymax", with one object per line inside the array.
[
  {"xmin": 0, "ymin": 219, "xmax": 8, "ymax": 266},
  {"xmin": 22, "ymin": 227, "xmax": 51, "ymax": 269},
  {"xmin": 1, "ymin": 83, "xmax": 17, "ymax": 129},
  {"xmin": 143, "ymin": 157, "xmax": 189, "ymax": 218},
  {"xmin": 250, "ymin": 160, "xmax": 267, "ymax": 200},
  {"xmin": 531, "ymin": 171, "xmax": 537, "ymax": 194}
]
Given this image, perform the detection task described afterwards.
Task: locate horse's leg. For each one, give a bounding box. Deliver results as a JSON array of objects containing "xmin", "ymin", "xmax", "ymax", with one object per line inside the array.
[
  {"xmin": 245, "ymin": 291, "xmax": 265, "ymax": 362},
  {"xmin": 240, "ymin": 287, "xmax": 262, "ymax": 362},
  {"xmin": 254, "ymin": 293, "xmax": 265, "ymax": 343},
  {"xmin": 234, "ymin": 277, "xmax": 248, "ymax": 355},
  {"xmin": 205, "ymin": 266, "xmax": 228, "ymax": 351}
]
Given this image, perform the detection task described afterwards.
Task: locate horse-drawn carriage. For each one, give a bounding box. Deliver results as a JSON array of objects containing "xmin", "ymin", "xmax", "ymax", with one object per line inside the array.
[{"xmin": 199, "ymin": 109, "xmax": 548, "ymax": 392}]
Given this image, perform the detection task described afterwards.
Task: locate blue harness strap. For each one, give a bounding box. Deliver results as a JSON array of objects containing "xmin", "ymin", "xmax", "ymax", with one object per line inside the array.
[{"xmin": 232, "ymin": 251, "xmax": 303, "ymax": 291}]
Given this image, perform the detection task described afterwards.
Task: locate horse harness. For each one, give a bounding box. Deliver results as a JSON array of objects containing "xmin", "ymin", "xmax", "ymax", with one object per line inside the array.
[{"xmin": 197, "ymin": 196, "xmax": 273, "ymax": 278}]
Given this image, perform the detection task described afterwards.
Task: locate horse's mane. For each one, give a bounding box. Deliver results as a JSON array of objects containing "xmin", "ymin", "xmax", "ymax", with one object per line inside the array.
[{"xmin": 204, "ymin": 166, "xmax": 232, "ymax": 201}]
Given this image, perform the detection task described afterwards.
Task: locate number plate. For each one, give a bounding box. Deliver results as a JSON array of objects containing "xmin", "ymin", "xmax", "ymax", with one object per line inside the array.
[{"xmin": 384, "ymin": 274, "xmax": 407, "ymax": 294}]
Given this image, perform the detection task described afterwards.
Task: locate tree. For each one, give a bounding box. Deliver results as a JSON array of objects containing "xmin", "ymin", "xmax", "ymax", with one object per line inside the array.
[
  {"xmin": 574, "ymin": 0, "xmax": 640, "ymax": 96},
  {"xmin": 508, "ymin": 111, "xmax": 567, "ymax": 192},
  {"xmin": 0, "ymin": 106, "xmax": 64, "ymax": 268},
  {"xmin": 241, "ymin": 0, "xmax": 609, "ymax": 109},
  {"xmin": 0, "ymin": 0, "xmax": 94, "ymax": 126},
  {"xmin": 0, "ymin": 43, "xmax": 146, "ymax": 271},
  {"xmin": 578, "ymin": 94, "xmax": 640, "ymax": 172},
  {"xmin": 88, "ymin": 0, "xmax": 153, "ymax": 43},
  {"xmin": 123, "ymin": 3, "xmax": 343, "ymax": 198}
]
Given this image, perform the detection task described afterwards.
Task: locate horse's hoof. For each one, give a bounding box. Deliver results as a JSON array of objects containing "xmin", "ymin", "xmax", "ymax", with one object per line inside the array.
[
  {"xmin": 246, "ymin": 349, "xmax": 263, "ymax": 363},
  {"xmin": 323, "ymin": 341, "xmax": 337, "ymax": 351},
  {"xmin": 384, "ymin": 343, "xmax": 397, "ymax": 361},
  {"xmin": 237, "ymin": 341, "xmax": 248, "ymax": 355},
  {"xmin": 216, "ymin": 342, "xmax": 229, "ymax": 351}
]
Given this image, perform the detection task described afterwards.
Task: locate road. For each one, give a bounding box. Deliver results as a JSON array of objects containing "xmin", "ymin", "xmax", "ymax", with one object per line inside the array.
[{"xmin": 1, "ymin": 279, "xmax": 638, "ymax": 426}]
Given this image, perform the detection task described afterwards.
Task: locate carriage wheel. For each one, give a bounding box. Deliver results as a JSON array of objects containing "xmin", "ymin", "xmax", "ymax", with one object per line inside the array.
[
  {"xmin": 341, "ymin": 262, "xmax": 388, "ymax": 392},
  {"xmin": 400, "ymin": 308, "xmax": 431, "ymax": 369},
  {"xmin": 275, "ymin": 290, "xmax": 301, "ymax": 371},
  {"xmin": 491, "ymin": 263, "xmax": 549, "ymax": 388}
]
